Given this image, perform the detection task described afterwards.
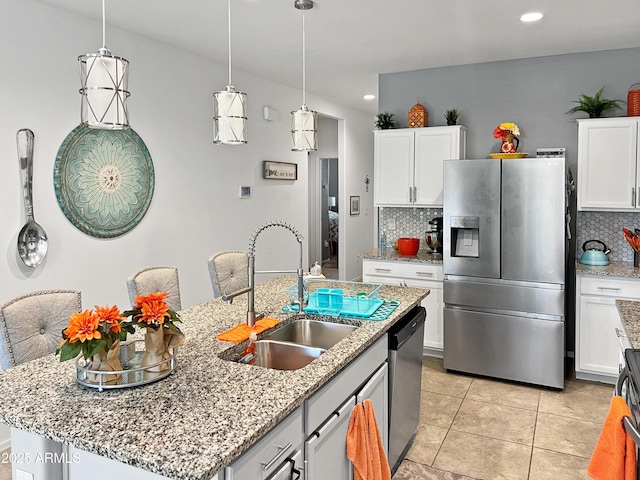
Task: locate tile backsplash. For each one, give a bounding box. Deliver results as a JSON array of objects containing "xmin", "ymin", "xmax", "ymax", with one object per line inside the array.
[
  {"xmin": 379, "ymin": 207, "xmax": 443, "ymax": 244},
  {"xmin": 381, "ymin": 208, "xmax": 640, "ymax": 264},
  {"xmin": 576, "ymin": 211, "xmax": 640, "ymax": 263}
]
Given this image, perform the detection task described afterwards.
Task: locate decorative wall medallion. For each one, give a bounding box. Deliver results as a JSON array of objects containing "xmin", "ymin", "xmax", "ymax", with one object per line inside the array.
[{"xmin": 54, "ymin": 125, "xmax": 155, "ymax": 238}]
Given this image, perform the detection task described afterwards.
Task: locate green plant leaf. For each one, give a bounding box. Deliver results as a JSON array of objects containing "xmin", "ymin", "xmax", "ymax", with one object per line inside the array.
[{"xmin": 58, "ymin": 342, "xmax": 82, "ymax": 362}]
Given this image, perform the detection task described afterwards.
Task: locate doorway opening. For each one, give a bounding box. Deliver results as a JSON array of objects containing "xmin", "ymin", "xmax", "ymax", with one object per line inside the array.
[{"xmin": 322, "ymin": 158, "xmax": 339, "ymax": 279}]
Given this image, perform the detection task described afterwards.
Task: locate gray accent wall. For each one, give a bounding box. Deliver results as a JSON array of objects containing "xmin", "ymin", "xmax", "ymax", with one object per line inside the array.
[{"xmin": 379, "ymin": 47, "xmax": 640, "ymax": 167}]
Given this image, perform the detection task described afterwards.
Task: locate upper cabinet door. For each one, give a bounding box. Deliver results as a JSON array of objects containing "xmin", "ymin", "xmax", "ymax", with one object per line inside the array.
[
  {"xmin": 414, "ymin": 126, "xmax": 466, "ymax": 206},
  {"xmin": 577, "ymin": 118, "xmax": 639, "ymax": 211},
  {"xmin": 374, "ymin": 130, "xmax": 414, "ymax": 206}
]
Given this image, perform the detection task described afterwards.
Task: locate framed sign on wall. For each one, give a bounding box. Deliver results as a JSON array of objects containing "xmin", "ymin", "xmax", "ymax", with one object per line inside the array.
[{"xmin": 263, "ymin": 161, "xmax": 297, "ymax": 180}]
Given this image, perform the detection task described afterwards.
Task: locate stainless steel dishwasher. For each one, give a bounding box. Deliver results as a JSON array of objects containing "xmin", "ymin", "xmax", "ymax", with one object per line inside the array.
[{"xmin": 388, "ymin": 305, "xmax": 426, "ymax": 474}]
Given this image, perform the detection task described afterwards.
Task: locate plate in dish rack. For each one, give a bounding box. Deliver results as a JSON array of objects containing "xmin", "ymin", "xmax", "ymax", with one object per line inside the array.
[
  {"xmin": 54, "ymin": 125, "xmax": 155, "ymax": 238},
  {"xmin": 489, "ymin": 153, "xmax": 529, "ymax": 159}
]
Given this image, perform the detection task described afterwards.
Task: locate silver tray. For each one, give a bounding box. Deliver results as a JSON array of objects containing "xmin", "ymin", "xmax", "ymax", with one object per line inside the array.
[{"xmin": 75, "ymin": 340, "xmax": 177, "ymax": 392}]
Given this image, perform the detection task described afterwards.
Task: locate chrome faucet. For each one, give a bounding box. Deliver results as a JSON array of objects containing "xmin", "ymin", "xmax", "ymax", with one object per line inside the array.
[{"xmin": 222, "ymin": 221, "xmax": 306, "ymax": 327}]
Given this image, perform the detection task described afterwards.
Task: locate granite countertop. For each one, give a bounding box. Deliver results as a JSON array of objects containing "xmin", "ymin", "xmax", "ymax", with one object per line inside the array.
[
  {"xmin": 0, "ymin": 276, "xmax": 427, "ymax": 480},
  {"xmin": 576, "ymin": 260, "xmax": 640, "ymax": 278},
  {"xmin": 359, "ymin": 248, "xmax": 443, "ymax": 264},
  {"xmin": 617, "ymin": 300, "xmax": 640, "ymax": 348}
]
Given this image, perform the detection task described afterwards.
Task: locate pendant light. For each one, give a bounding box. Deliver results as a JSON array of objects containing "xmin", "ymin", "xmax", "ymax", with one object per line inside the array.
[
  {"xmin": 291, "ymin": 0, "xmax": 318, "ymax": 152},
  {"xmin": 78, "ymin": 0, "xmax": 130, "ymax": 129},
  {"xmin": 213, "ymin": 0, "xmax": 248, "ymax": 145}
]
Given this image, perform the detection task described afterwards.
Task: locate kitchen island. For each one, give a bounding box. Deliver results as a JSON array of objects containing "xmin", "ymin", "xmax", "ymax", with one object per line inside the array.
[
  {"xmin": 0, "ymin": 276, "xmax": 428, "ymax": 480},
  {"xmin": 617, "ymin": 300, "xmax": 640, "ymax": 348}
]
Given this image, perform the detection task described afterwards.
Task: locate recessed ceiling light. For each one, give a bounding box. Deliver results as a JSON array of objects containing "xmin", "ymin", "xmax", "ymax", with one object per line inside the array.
[
  {"xmin": 363, "ymin": 94, "xmax": 376, "ymax": 101},
  {"xmin": 520, "ymin": 12, "xmax": 543, "ymax": 22}
]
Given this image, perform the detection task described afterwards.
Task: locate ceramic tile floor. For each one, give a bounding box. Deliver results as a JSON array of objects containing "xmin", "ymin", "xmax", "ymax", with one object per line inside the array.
[
  {"xmin": 392, "ymin": 356, "xmax": 614, "ymax": 480},
  {"xmin": 0, "ymin": 357, "xmax": 614, "ymax": 480}
]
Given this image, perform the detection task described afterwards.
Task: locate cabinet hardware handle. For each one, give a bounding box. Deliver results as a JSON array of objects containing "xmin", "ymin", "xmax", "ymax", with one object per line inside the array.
[
  {"xmin": 287, "ymin": 458, "xmax": 301, "ymax": 480},
  {"xmin": 597, "ymin": 287, "xmax": 621, "ymax": 291},
  {"xmin": 616, "ymin": 328, "xmax": 627, "ymax": 338},
  {"xmin": 633, "ymin": 187, "xmax": 636, "ymax": 207},
  {"xmin": 374, "ymin": 268, "xmax": 392, "ymax": 272},
  {"xmin": 415, "ymin": 271, "xmax": 434, "ymax": 277},
  {"xmin": 413, "ymin": 186, "xmax": 417, "ymax": 203},
  {"xmin": 409, "ymin": 187, "xmax": 413, "ymax": 203},
  {"xmin": 262, "ymin": 442, "xmax": 292, "ymax": 471}
]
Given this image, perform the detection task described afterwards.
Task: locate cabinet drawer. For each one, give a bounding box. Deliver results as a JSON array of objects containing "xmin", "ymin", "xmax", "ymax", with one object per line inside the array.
[
  {"xmin": 305, "ymin": 335, "xmax": 387, "ymax": 435},
  {"xmin": 226, "ymin": 406, "xmax": 303, "ymax": 480},
  {"xmin": 363, "ymin": 260, "xmax": 443, "ymax": 281},
  {"xmin": 579, "ymin": 276, "xmax": 640, "ymax": 299}
]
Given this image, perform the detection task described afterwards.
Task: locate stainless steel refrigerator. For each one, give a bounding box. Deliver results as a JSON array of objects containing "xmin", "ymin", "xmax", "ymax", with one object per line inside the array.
[{"xmin": 443, "ymin": 157, "xmax": 567, "ymax": 389}]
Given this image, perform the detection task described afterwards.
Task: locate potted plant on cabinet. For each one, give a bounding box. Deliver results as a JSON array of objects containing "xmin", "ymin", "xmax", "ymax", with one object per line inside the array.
[
  {"xmin": 565, "ymin": 86, "xmax": 624, "ymax": 118},
  {"xmin": 375, "ymin": 112, "xmax": 397, "ymax": 129},
  {"xmin": 444, "ymin": 108, "xmax": 460, "ymax": 125}
]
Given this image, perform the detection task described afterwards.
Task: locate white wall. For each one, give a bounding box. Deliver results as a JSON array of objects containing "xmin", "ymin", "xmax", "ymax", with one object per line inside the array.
[{"xmin": 0, "ymin": 0, "xmax": 374, "ymax": 310}]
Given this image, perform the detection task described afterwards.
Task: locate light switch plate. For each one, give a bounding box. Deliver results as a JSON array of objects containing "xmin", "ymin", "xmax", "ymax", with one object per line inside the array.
[{"xmin": 387, "ymin": 218, "xmax": 396, "ymax": 230}]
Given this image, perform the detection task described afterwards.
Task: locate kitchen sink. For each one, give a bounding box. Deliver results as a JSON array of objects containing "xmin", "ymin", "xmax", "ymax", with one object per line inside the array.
[
  {"xmin": 251, "ymin": 340, "xmax": 326, "ymax": 370},
  {"xmin": 263, "ymin": 318, "xmax": 358, "ymax": 350}
]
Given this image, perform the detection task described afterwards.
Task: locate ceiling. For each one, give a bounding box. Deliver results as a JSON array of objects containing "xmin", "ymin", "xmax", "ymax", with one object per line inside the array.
[{"xmin": 34, "ymin": 0, "xmax": 640, "ymax": 115}]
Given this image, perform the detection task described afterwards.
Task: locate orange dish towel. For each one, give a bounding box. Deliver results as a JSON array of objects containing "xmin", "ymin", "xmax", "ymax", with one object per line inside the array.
[
  {"xmin": 215, "ymin": 318, "xmax": 280, "ymax": 342},
  {"xmin": 588, "ymin": 395, "xmax": 637, "ymax": 480},
  {"xmin": 346, "ymin": 399, "xmax": 391, "ymax": 480}
]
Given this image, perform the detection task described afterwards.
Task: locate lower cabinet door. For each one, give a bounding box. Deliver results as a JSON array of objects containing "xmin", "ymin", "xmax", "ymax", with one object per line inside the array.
[
  {"xmin": 356, "ymin": 362, "xmax": 389, "ymax": 456},
  {"xmin": 266, "ymin": 449, "xmax": 303, "ymax": 480},
  {"xmin": 304, "ymin": 396, "xmax": 355, "ymax": 480}
]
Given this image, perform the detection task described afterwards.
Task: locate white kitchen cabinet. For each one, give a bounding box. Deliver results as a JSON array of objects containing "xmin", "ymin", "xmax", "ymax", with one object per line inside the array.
[
  {"xmin": 225, "ymin": 406, "xmax": 303, "ymax": 480},
  {"xmin": 304, "ymin": 336, "xmax": 388, "ymax": 480},
  {"xmin": 577, "ymin": 118, "xmax": 640, "ymax": 211},
  {"xmin": 576, "ymin": 274, "xmax": 640, "ymax": 384},
  {"xmin": 374, "ymin": 126, "xmax": 466, "ymax": 207},
  {"xmin": 363, "ymin": 259, "xmax": 443, "ymax": 356}
]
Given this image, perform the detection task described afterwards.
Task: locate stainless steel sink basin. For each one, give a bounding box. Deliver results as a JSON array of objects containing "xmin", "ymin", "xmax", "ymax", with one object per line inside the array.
[
  {"xmin": 251, "ymin": 340, "xmax": 325, "ymax": 370},
  {"xmin": 264, "ymin": 319, "xmax": 358, "ymax": 350}
]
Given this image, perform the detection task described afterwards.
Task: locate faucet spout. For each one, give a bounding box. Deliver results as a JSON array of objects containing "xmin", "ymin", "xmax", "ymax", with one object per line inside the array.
[{"xmin": 246, "ymin": 221, "xmax": 306, "ymax": 328}]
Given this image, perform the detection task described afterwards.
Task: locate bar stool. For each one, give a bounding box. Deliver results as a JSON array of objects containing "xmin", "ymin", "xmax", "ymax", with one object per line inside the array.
[
  {"xmin": 0, "ymin": 290, "xmax": 82, "ymax": 370},
  {"xmin": 207, "ymin": 251, "xmax": 249, "ymax": 301},
  {"xmin": 126, "ymin": 266, "xmax": 182, "ymax": 311}
]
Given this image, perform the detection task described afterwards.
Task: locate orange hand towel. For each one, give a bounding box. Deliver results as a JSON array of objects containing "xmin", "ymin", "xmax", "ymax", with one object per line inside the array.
[
  {"xmin": 346, "ymin": 399, "xmax": 391, "ymax": 480},
  {"xmin": 588, "ymin": 395, "xmax": 637, "ymax": 480},
  {"xmin": 215, "ymin": 317, "xmax": 280, "ymax": 342}
]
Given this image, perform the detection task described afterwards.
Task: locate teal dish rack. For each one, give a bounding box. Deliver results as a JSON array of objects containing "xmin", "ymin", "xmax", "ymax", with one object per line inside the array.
[{"xmin": 286, "ymin": 279, "xmax": 384, "ymax": 318}]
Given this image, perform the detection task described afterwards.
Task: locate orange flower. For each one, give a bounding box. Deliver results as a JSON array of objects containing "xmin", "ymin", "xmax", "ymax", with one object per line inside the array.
[
  {"xmin": 63, "ymin": 310, "xmax": 102, "ymax": 343},
  {"xmin": 138, "ymin": 300, "xmax": 170, "ymax": 325},
  {"xmin": 95, "ymin": 305, "xmax": 123, "ymax": 324},
  {"xmin": 134, "ymin": 292, "xmax": 169, "ymax": 309}
]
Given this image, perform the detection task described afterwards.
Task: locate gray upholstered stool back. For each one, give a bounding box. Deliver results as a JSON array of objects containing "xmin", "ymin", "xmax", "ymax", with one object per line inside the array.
[
  {"xmin": 0, "ymin": 290, "xmax": 82, "ymax": 370},
  {"xmin": 208, "ymin": 251, "xmax": 249, "ymax": 299},
  {"xmin": 126, "ymin": 266, "xmax": 182, "ymax": 311}
]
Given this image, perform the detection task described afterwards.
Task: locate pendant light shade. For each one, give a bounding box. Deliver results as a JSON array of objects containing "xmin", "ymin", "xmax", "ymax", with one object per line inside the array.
[
  {"xmin": 213, "ymin": 0, "xmax": 247, "ymax": 144},
  {"xmin": 79, "ymin": 0, "xmax": 130, "ymax": 129},
  {"xmin": 291, "ymin": 0, "xmax": 317, "ymax": 151}
]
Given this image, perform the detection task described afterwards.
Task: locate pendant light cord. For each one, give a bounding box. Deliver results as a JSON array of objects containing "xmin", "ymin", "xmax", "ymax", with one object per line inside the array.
[
  {"xmin": 101, "ymin": 0, "xmax": 107, "ymax": 49},
  {"xmin": 227, "ymin": 0, "xmax": 232, "ymax": 86},
  {"xmin": 301, "ymin": 11, "xmax": 306, "ymax": 106}
]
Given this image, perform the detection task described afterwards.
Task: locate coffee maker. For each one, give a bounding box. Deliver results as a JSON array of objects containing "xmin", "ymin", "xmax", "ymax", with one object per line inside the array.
[{"xmin": 425, "ymin": 217, "xmax": 443, "ymax": 253}]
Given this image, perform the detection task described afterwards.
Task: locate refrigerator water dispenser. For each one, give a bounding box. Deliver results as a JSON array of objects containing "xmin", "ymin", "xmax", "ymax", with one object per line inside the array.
[{"xmin": 450, "ymin": 216, "xmax": 479, "ymax": 257}]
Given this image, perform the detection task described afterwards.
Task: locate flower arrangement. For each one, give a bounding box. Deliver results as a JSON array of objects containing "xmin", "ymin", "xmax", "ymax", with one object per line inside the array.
[
  {"xmin": 123, "ymin": 292, "xmax": 183, "ymax": 334},
  {"xmin": 623, "ymin": 228, "xmax": 640, "ymax": 252},
  {"xmin": 57, "ymin": 305, "xmax": 135, "ymax": 362},
  {"xmin": 493, "ymin": 122, "xmax": 520, "ymax": 139}
]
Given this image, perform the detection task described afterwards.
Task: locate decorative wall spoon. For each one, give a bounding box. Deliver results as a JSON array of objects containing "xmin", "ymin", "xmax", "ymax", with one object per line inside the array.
[{"xmin": 17, "ymin": 129, "xmax": 48, "ymax": 267}]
